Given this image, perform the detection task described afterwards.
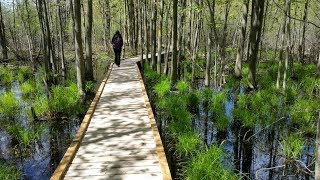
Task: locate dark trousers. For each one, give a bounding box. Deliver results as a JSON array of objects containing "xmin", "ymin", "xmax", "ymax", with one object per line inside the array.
[{"xmin": 114, "ymin": 48, "xmax": 121, "ymax": 66}]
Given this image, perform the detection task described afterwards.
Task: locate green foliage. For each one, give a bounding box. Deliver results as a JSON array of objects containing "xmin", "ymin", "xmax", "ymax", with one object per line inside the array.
[
  {"xmin": 33, "ymin": 95, "xmax": 49, "ymax": 117},
  {"xmin": 290, "ymin": 98, "xmax": 319, "ymax": 133},
  {"xmin": 281, "ymin": 133, "xmax": 304, "ymax": 159},
  {"xmin": 175, "ymin": 80, "xmax": 189, "ymax": 94},
  {"xmin": 233, "ymin": 94, "xmax": 256, "ymax": 127},
  {"xmin": 185, "ymin": 146, "xmax": 237, "ymax": 180},
  {"xmin": 5, "ymin": 123, "xmax": 43, "ymax": 148},
  {"xmin": 154, "ymin": 77, "xmax": 170, "ymax": 98},
  {"xmin": 50, "ymin": 83, "xmax": 82, "ymax": 115},
  {"xmin": 20, "ymin": 80, "xmax": 37, "ymax": 96},
  {"xmin": 176, "ymin": 132, "xmax": 200, "ymax": 157},
  {"xmin": 300, "ymin": 77, "xmax": 319, "ymax": 97},
  {"xmin": 0, "ymin": 163, "xmax": 21, "ymax": 180},
  {"xmin": 210, "ymin": 91, "xmax": 230, "ymax": 130},
  {"xmin": 0, "ymin": 68, "xmax": 14, "ymax": 84},
  {"xmin": 84, "ymin": 81, "xmax": 94, "ymax": 93},
  {"xmin": 0, "ymin": 91, "xmax": 20, "ymax": 119},
  {"xmin": 16, "ymin": 66, "xmax": 33, "ymax": 82}
]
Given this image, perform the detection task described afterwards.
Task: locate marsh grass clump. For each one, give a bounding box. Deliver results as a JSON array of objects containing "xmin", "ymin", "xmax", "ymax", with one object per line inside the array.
[
  {"xmin": 185, "ymin": 146, "xmax": 237, "ymax": 180},
  {"xmin": 5, "ymin": 123, "xmax": 43, "ymax": 149},
  {"xmin": 210, "ymin": 91, "xmax": 230, "ymax": 130},
  {"xmin": 154, "ymin": 77, "xmax": 170, "ymax": 98},
  {"xmin": 0, "ymin": 67, "xmax": 14, "ymax": 84},
  {"xmin": 0, "ymin": 163, "xmax": 21, "ymax": 180},
  {"xmin": 33, "ymin": 95, "xmax": 49, "ymax": 117},
  {"xmin": 233, "ymin": 94, "xmax": 256, "ymax": 127},
  {"xmin": 290, "ymin": 98, "xmax": 319, "ymax": 133},
  {"xmin": 175, "ymin": 80, "xmax": 189, "ymax": 94},
  {"xmin": 84, "ymin": 81, "xmax": 94, "ymax": 94},
  {"xmin": 281, "ymin": 133, "xmax": 304, "ymax": 160},
  {"xmin": 50, "ymin": 83, "xmax": 82, "ymax": 115},
  {"xmin": 0, "ymin": 91, "xmax": 20, "ymax": 119},
  {"xmin": 176, "ymin": 132, "xmax": 201, "ymax": 157},
  {"xmin": 20, "ymin": 80, "xmax": 37, "ymax": 96},
  {"xmin": 16, "ymin": 66, "xmax": 33, "ymax": 82}
]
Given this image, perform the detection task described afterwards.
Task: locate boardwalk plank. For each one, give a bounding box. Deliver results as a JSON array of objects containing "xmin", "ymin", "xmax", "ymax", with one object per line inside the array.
[{"xmin": 60, "ymin": 58, "xmax": 171, "ymax": 179}]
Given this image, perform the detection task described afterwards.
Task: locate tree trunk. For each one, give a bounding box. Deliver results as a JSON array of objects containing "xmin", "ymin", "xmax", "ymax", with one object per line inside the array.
[
  {"xmin": 151, "ymin": 0, "xmax": 157, "ymax": 70},
  {"xmin": 157, "ymin": 0, "xmax": 164, "ymax": 74},
  {"xmin": 0, "ymin": 1, "xmax": 8, "ymax": 59},
  {"xmin": 205, "ymin": 31, "xmax": 212, "ymax": 87},
  {"xmin": 164, "ymin": 19, "xmax": 172, "ymax": 75},
  {"xmin": 85, "ymin": 0, "xmax": 93, "ymax": 81},
  {"xmin": 73, "ymin": 0, "xmax": 85, "ymax": 96},
  {"xmin": 235, "ymin": 0, "xmax": 249, "ymax": 78},
  {"xmin": 282, "ymin": 0, "xmax": 291, "ymax": 91},
  {"xmin": 171, "ymin": 0, "xmax": 178, "ymax": 85},
  {"xmin": 298, "ymin": 0, "xmax": 308, "ymax": 63},
  {"xmin": 144, "ymin": 0, "xmax": 149, "ymax": 65},
  {"xmin": 139, "ymin": 0, "xmax": 144, "ymax": 67},
  {"xmin": 128, "ymin": 0, "xmax": 135, "ymax": 51},
  {"xmin": 316, "ymin": 111, "xmax": 320, "ymax": 180},
  {"xmin": 57, "ymin": 0, "xmax": 66, "ymax": 78},
  {"xmin": 219, "ymin": 0, "xmax": 231, "ymax": 85},
  {"xmin": 316, "ymin": 52, "xmax": 320, "ymax": 77},
  {"xmin": 247, "ymin": 0, "xmax": 265, "ymax": 90}
]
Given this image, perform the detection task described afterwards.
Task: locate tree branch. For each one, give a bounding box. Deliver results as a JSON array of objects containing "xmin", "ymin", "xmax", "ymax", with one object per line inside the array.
[{"xmin": 272, "ymin": 0, "xmax": 320, "ymax": 29}]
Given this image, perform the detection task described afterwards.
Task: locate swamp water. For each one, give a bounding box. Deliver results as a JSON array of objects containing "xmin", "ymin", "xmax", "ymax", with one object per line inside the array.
[
  {"xmin": 0, "ymin": 60, "xmax": 110, "ymax": 179},
  {"xmin": 148, "ymin": 79, "xmax": 315, "ymax": 180}
]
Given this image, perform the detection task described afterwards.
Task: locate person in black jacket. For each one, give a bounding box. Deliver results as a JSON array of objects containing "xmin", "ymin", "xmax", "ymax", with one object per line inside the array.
[{"xmin": 111, "ymin": 31, "xmax": 123, "ymax": 67}]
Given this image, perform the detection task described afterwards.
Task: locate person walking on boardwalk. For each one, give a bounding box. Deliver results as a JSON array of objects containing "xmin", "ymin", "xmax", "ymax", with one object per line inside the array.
[{"xmin": 111, "ymin": 31, "xmax": 123, "ymax": 67}]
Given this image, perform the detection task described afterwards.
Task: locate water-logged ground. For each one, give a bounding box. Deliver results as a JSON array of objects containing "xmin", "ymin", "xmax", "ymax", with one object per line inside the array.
[
  {"xmin": 0, "ymin": 59, "xmax": 111, "ymax": 179},
  {"xmin": 148, "ymin": 79, "xmax": 315, "ymax": 180}
]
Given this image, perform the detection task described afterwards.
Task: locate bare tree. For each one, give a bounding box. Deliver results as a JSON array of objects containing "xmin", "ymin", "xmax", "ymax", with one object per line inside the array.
[
  {"xmin": 0, "ymin": 1, "xmax": 8, "ymax": 59},
  {"xmin": 85, "ymin": 0, "xmax": 93, "ymax": 81},
  {"xmin": 247, "ymin": 0, "xmax": 265, "ymax": 89},
  {"xmin": 171, "ymin": 0, "xmax": 178, "ymax": 85},
  {"xmin": 234, "ymin": 0, "xmax": 249, "ymax": 79},
  {"xmin": 157, "ymin": 0, "xmax": 164, "ymax": 74},
  {"xmin": 73, "ymin": 0, "xmax": 85, "ymax": 96}
]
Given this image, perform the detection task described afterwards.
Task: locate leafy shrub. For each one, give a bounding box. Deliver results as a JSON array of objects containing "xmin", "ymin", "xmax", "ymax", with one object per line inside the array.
[
  {"xmin": 154, "ymin": 77, "xmax": 170, "ymax": 98},
  {"xmin": 16, "ymin": 66, "xmax": 33, "ymax": 82},
  {"xmin": 175, "ymin": 80, "xmax": 189, "ymax": 94},
  {"xmin": 33, "ymin": 95, "xmax": 49, "ymax": 117}
]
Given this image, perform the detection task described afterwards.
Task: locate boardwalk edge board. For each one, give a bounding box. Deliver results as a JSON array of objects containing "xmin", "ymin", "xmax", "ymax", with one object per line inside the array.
[
  {"xmin": 135, "ymin": 62, "xmax": 172, "ymax": 180},
  {"xmin": 50, "ymin": 63, "xmax": 113, "ymax": 180}
]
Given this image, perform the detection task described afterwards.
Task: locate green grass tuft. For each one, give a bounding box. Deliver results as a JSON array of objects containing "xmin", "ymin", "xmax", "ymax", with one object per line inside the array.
[{"xmin": 281, "ymin": 133, "xmax": 304, "ymax": 159}]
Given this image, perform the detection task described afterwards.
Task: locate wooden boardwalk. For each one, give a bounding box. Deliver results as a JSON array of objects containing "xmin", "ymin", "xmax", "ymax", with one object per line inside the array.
[{"xmin": 51, "ymin": 57, "xmax": 171, "ymax": 180}]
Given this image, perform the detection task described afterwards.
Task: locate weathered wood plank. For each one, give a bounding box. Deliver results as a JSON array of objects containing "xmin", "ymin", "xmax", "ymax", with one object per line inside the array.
[{"xmin": 53, "ymin": 57, "xmax": 171, "ymax": 180}]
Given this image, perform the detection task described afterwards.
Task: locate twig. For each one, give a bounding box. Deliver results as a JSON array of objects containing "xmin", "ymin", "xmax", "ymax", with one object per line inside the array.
[
  {"xmin": 244, "ymin": 117, "xmax": 286, "ymax": 142},
  {"xmin": 272, "ymin": 0, "xmax": 320, "ymax": 29},
  {"xmin": 255, "ymin": 165, "xmax": 285, "ymax": 179}
]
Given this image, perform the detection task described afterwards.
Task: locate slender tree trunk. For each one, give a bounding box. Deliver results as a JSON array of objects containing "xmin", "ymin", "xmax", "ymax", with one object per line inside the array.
[
  {"xmin": 282, "ymin": 0, "xmax": 291, "ymax": 91},
  {"xmin": 191, "ymin": 5, "xmax": 200, "ymax": 83},
  {"xmin": 57, "ymin": 0, "xmax": 66, "ymax": 78},
  {"xmin": 157, "ymin": 0, "xmax": 164, "ymax": 74},
  {"xmin": 144, "ymin": 0, "xmax": 149, "ymax": 65},
  {"xmin": 219, "ymin": 1, "xmax": 231, "ymax": 85},
  {"xmin": 171, "ymin": 0, "xmax": 178, "ymax": 85},
  {"xmin": 205, "ymin": 31, "xmax": 212, "ymax": 87},
  {"xmin": 0, "ymin": 2, "xmax": 8, "ymax": 59},
  {"xmin": 316, "ymin": 111, "xmax": 320, "ymax": 180},
  {"xmin": 298, "ymin": 0, "xmax": 308, "ymax": 63},
  {"xmin": 73, "ymin": 0, "xmax": 85, "ymax": 96},
  {"xmin": 235, "ymin": 0, "xmax": 249, "ymax": 78},
  {"xmin": 151, "ymin": 0, "xmax": 157, "ymax": 70},
  {"xmin": 316, "ymin": 52, "xmax": 320, "ymax": 77},
  {"xmin": 85, "ymin": 0, "xmax": 93, "ymax": 81},
  {"xmin": 139, "ymin": 0, "xmax": 144, "ymax": 67},
  {"xmin": 164, "ymin": 19, "xmax": 172, "ymax": 75},
  {"xmin": 247, "ymin": 0, "xmax": 265, "ymax": 90}
]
